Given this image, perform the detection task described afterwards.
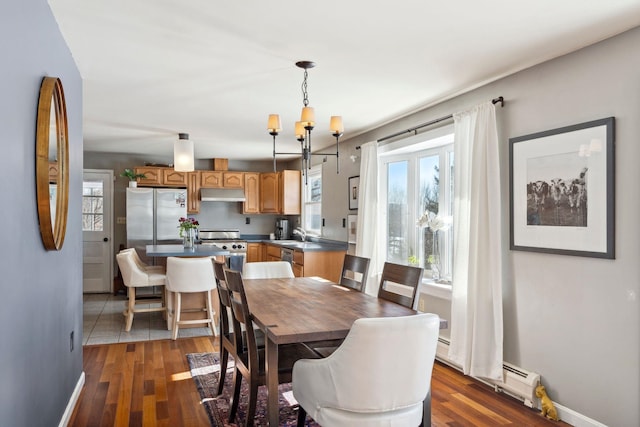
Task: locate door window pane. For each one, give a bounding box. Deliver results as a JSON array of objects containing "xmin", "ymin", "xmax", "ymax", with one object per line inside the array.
[{"xmin": 82, "ymin": 181, "xmax": 104, "ymax": 231}]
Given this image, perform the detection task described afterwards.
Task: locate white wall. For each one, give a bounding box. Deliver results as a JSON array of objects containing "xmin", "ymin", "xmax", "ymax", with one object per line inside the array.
[
  {"xmin": 0, "ymin": 1, "xmax": 84, "ymax": 426},
  {"xmin": 325, "ymin": 26, "xmax": 640, "ymax": 427}
]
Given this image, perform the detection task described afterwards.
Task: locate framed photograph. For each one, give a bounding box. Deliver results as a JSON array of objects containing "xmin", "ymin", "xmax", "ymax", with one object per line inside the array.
[
  {"xmin": 509, "ymin": 117, "xmax": 614, "ymax": 258},
  {"xmin": 347, "ymin": 214, "xmax": 358, "ymax": 244},
  {"xmin": 348, "ymin": 175, "xmax": 360, "ymax": 210}
]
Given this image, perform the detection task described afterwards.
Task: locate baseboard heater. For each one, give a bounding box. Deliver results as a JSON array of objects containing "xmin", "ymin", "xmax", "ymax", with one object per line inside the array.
[{"xmin": 436, "ymin": 337, "xmax": 541, "ymax": 408}]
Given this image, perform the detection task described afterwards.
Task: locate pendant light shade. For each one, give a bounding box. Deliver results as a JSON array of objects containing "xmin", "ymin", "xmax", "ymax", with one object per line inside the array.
[{"xmin": 174, "ymin": 133, "xmax": 194, "ymax": 172}]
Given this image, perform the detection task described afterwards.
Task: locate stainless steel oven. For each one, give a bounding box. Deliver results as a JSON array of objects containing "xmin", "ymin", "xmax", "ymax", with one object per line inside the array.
[{"xmin": 199, "ymin": 229, "xmax": 247, "ymax": 271}]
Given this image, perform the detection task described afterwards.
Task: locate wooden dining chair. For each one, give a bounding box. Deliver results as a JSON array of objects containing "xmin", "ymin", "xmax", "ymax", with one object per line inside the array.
[
  {"xmin": 223, "ymin": 268, "xmax": 319, "ymax": 427},
  {"xmin": 339, "ymin": 254, "xmax": 370, "ymax": 292},
  {"xmin": 377, "ymin": 262, "xmax": 424, "ymax": 309}
]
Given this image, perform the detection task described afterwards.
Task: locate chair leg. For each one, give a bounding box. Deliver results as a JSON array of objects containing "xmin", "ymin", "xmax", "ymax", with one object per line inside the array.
[
  {"xmin": 216, "ymin": 346, "xmax": 228, "ymax": 396},
  {"xmin": 228, "ymin": 368, "xmax": 242, "ymax": 423},
  {"xmin": 172, "ymin": 293, "xmax": 181, "ymax": 340},
  {"xmin": 296, "ymin": 405, "xmax": 307, "ymax": 427},
  {"xmin": 124, "ymin": 287, "xmax": 135, "ymax": 332},
  {"xmin": 246, "ymin": 377, "xmax": 259, "ymax": 427},
  {"xmin": 205, "ymin": 290, "xmax": 217, "ymax": 337}
]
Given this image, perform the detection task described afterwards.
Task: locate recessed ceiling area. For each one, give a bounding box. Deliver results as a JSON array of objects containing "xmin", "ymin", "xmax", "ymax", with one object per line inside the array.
[{"xmin": 49, "ymin": 0, "xmax": 640, "ymax": 161}]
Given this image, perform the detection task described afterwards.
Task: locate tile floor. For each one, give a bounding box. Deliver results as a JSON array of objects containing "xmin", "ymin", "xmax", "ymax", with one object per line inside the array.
[{"xmin": 82, "ymin": 293, "xmax": 214, "ymax": 346}]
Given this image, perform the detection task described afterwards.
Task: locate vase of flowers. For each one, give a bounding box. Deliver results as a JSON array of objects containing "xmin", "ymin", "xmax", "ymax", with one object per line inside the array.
[
  {"xmin": 416, "ymin": 210, "xmax": 452, "ymax": 281},
  {"xmin": 178, "ymin": 217, "xmax": 199, "ymax": 248}
]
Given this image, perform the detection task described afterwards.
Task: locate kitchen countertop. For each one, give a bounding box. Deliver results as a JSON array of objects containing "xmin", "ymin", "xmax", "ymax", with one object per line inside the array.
[
  {"xmin": 145, "ymin": 244, "xmax": 230, "ymax": 257},
  {"xmin": 261, "ymin": 239, "xmax": 347, "ymax": 252}
]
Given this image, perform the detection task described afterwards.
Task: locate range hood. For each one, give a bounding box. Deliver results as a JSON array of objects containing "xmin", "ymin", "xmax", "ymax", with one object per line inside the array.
[{"xmin": 200, "ymin": 188, "xmax": 246, "ymax": 202}]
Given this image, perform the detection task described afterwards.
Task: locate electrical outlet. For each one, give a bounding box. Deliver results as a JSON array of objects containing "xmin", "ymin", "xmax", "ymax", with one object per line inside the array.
[
  {"xmin": 70, "ymin": 331, "xmax": 74, "ymax": 352},
  {"xmin": 245, "ymin": 217, "xmax": 250, "ymax": 224}
]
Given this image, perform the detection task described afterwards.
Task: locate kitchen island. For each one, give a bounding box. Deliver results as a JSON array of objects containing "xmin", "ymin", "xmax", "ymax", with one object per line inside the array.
[{"xmin": 146, "ymin": 244, "xmax": 229, "ymax": 257}]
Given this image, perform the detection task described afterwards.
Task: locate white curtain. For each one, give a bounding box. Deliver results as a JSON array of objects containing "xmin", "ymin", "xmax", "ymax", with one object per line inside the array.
[
  {"xmin": 448, "ymin": 102, "xmax": 504, "ymax": 380},
  {"xmin": 355, "ymin": 141, "xmax": 382, "ymax": 296}
]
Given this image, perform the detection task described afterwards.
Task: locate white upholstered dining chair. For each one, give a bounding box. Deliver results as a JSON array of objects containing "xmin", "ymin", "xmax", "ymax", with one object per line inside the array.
[
  {"xmin": 116, "ymin": 250, "xmax": 167, "ymax": 332},
  {"xmin": 293, "ymin": 313, "xmax": 440, "ymax": 427},
  {"xmin": 242, "ymin": 261, "xmax": 295, "ymax": 279},
  {"xmin": 165, "ymin": 257, "xmax": 218, "ymax": 340}
]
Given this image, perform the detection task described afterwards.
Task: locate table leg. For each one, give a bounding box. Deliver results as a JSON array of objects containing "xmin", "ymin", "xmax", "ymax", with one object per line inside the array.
[{"xmin": 265, "ymin": 337, "xmax": 279, "ymax": 426}]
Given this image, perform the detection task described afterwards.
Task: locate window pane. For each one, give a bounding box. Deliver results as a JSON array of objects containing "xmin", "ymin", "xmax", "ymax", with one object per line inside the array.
[
  {"xmin": 82, "ymin": 180, "xmax": 104, "ymax": 231},
  {"xmin": 387, "ymin": 161, "xmax": 408, "ymax": 263},
  {"xmin": 419, "ymin": 155, "xmax": 439, "ymax": 269}
]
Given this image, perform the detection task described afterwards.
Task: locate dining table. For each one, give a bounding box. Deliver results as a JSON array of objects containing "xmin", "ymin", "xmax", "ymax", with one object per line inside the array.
[{"xmin": 243, "ymin": 275, "xmax": 447, "ymax": 426}]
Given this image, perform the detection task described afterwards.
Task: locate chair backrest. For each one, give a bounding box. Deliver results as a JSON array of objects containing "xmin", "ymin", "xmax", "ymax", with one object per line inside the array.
[
  {"xmin": 223, "ymin": 268, "xmax": 259, "ymax": 365},
  {"xmin": 165, "ymin": 257, "xmax": 216, "ymax": 293},
  {"xmin": 214, "ymin": 259, "xmax": 235, "ymax": 323},
  {"xmin": 242, "ymin": 261, "xmax": 294, "ymax": 279},
  {"xmin": 316, "ymin": 313, "xmax": 439, "ymax": 412},
  {"xmin": 116, "ymin": 251, "xmax": 153, "ymax": 288},
  {"xmin": 377, "ymin": 262, "xmax": 423, "ymax": 309},
  {"xmin": 339, "ymin": 255, "xmax": 370, "ymax": 292}
]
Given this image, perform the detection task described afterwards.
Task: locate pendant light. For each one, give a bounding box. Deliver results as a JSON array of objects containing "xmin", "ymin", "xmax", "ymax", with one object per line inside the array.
[
  {"xmin": 269, "ymin": 61, "xmax": 343, "ymax": 184},
  {"xmin": 174, "ymin": 132, "xmax": 194, "ymax": 172}
]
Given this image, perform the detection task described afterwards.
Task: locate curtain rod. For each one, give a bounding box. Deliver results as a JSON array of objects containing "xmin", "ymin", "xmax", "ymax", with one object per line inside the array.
[{"xmin": 356, "ymin": 96, "xmax": 504, "ymax": 149}]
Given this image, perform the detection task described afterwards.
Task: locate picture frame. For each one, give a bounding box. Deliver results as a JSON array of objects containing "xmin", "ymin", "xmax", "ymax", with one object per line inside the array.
[
  {"xmin": 509, "ymin": 117, "xmax": 615, "ymax": 259},
  {"xmin": 347, "ymin": 214, "xmax": 358, "ymax": 244},
  {"xmin": 348, "ymin": 175, "xmax": 360, "ymax": 210}
]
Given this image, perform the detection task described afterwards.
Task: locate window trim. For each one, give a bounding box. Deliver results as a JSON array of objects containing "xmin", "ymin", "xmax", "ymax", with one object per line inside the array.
[{"xmin": 302, "ymin": 164, "xmax": 322, "ymax": 235}]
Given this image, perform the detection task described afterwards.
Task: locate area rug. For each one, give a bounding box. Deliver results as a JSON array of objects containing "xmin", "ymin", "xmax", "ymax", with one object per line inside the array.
[{"xmin": 187, "ymin": 352, "xmax": 319, "ymax": 427}]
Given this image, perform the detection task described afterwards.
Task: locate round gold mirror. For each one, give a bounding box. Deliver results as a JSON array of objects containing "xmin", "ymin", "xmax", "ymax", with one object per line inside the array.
[{"xmin": 36, "ymin": 77, "xmax": 69, "ymax": 250}]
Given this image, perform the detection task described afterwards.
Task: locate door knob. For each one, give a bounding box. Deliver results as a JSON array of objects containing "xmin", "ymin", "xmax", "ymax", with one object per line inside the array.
[{"xmin": 103, "ymin": 237, "xmax": 109, "ymax": 242}]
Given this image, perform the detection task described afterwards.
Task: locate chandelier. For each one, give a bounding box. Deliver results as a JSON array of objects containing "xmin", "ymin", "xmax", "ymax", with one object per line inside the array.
[{"xmin": 268, "ymin": 61, "xmax": 343, "ymax": 184}]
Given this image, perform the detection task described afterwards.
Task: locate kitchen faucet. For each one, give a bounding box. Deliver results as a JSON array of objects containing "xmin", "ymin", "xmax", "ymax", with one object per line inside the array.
[{"xmin": 292, "ymin": 227, "xmax": 307, "ymax": 242}]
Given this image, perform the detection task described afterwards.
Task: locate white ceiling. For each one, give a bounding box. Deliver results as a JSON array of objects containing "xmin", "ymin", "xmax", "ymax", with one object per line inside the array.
[{"xmin": 49, "ymin": 0, "xmax": 640, "ymax": 162}]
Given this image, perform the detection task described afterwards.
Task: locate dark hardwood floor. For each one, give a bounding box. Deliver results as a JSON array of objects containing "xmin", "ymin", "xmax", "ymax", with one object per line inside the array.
[{"xmin": 69, "ymin": 336, "xmax": 569, "ymax": 426}]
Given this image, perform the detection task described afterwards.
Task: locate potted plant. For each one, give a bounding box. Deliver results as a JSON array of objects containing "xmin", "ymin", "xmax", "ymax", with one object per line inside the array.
[{"xmin": 120, "ymin": 168, "xmax": 147, "ymax": 187}]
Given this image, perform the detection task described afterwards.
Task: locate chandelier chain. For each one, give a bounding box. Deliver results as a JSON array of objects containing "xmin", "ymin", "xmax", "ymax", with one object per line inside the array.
[{"xmin": 301, "ymin": 69, "xmax": 309, "ymax": 107}]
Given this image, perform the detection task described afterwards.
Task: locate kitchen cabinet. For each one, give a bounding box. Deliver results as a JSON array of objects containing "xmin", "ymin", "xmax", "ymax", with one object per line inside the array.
[
  {"xmin": 265, "ymin": 245, "xmax": 281, "ymax": 262},
  {"xmin": 186, "ymin": 172, "xmax": 200, "ymax": 214},
  {"xmin": 260, "ymin": 170, "xmax": 301, "ymax": 214},
  {"xmin": 243, "ymin": 172, "xmax": 260, "ymax": 214},
  {"xmin": 246, "ymin": 243, "xmax": 263, "ymax": 262},
  {"xmin": 134, "ymin": 167, "xmax": 187, "ymax": 187},
  {"xmin": 201, "ymin": 171, "xmax": 244, "ymax": 188},
  {"xmin": 262, "ymin": 243, "xmax": 346, "ymax": 282},
  {"xmin": 48, "ymin": 161, "xmax": 58, "ymax": 182}
]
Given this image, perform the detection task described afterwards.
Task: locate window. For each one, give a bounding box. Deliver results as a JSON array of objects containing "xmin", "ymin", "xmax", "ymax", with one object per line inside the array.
[
  {"xmin": 303, "ymin": 165, "xmax": 322, "ymax": 235},
  {"xmin": 380, "ymin": 127, "xmax": 454, "ymax": 282}
]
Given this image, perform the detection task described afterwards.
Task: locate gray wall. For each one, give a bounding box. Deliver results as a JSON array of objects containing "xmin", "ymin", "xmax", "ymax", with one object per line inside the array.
[
  {"xmin": 328, "ymin": 27, "xmax": 640, "ymax": 427},
  {"xmin": 0, "ymin": 1, "xmax": 83, "ymax": 426}
]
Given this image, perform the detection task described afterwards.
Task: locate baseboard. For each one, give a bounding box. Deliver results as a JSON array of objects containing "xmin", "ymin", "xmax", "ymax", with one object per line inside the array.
[
  {"xmin": 553, "ymin": 402, "xmax": 608, "ymax": 427},
  {"xmin": 58, "ymin": 371, "xmax": 85, "ymax": 427}
]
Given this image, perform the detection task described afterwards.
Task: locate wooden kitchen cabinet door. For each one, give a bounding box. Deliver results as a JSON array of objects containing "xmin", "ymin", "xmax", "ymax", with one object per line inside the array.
[
  {"xmin": 260, "ymin": 172, "xmax": 279, "ymax": 213},
  {"xmin": 243, "ymin": 172, "xmax": 260, "ymax": 214},
  {"xmin": 135, "ymin": 167, "xmax": 163, "ymax": 186},
  {"xmin": 223, "ymin": 172, "xmax": 244, "ymax": 188},
  {"xmin": 186, "ymin": 171, "xmax": 200, "ymax": 214},
  {"xmin": 246, "ymin": 243, "xmax": 263, "ymax": 262},
  {"xmin": 200, "ymin": 171, "xmax": 223, "ymax": 188},
  {"xmin": 163, "ymin": 169, "xmax": 188, "ymax": 187}
]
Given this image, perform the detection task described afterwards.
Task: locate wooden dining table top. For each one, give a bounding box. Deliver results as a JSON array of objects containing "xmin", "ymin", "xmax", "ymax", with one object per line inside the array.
[{"xmin": 242, "ymin": 276, "xmax": 418, "ymax": 345}]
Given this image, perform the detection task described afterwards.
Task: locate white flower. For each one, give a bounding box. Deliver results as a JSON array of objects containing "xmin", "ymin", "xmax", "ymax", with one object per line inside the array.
[{"xmin": 416, "ymin": 210, "xmax": 452, "ymax": 232}]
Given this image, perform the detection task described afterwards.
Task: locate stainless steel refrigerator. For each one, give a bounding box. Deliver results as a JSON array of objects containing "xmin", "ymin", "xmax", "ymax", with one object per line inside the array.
[{"xmin": 126, "ymin": 187, "xmax": 187, "ymax": 265}]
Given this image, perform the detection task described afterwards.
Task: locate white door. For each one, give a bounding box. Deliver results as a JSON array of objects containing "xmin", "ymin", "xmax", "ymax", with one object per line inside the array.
[{"xmin": 83, "ymin": 169, "xmax": 114, "ymax": 293}]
